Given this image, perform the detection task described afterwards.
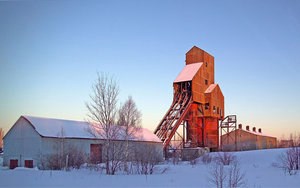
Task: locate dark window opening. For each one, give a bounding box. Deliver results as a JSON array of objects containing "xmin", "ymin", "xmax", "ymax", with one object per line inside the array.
[
  {"xmin": 217, "ymin": 107, "xmax": 219, "ymax": 114},
  {"xmin": 205, "ymin": 103, "xmax": 209, "ymax": 110},
  {"xmin": 177, "ymin": 81, "xmax": 192, "ymax": 94},
  {"xmin": 206, "ymin": 62, "xmax": 208, "ymax": 67},
  {"xmin": 213, "ymin": 106, "xmax": 216, "ymax": 113},
  {"xmin": 25, "ymin": 160, "xmax": 33, "ymax": 168},
  {"xmin": 205, "ymin": 80, "xmax": 208, "ymax": 85}
]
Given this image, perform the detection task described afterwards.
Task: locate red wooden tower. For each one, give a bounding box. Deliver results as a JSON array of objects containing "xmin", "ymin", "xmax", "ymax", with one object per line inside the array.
[{"xmin": 154, "ymin": 46, "xmax": 224, "ymax": 152}]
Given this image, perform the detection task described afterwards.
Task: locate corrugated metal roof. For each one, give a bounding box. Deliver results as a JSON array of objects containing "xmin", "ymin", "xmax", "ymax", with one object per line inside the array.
[
  {"xmin": 174, "ymin": 63, "xmax": 202, "ymax": 83},
  {"xmin": 223, "ymin": 128, "xmax": 276, "ymax": 139},
  {"xmin": 22, "ymin": 116, "xmax": 161, "ymax": 142}
]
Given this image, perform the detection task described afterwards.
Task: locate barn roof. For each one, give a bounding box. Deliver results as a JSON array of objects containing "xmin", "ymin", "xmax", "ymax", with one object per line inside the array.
[
  {"xmin": 174, "ymin": 63, "xmax": 202, "ymax": 83},
  {"xmin": 22, "ymin": 116, "xmax": 161, "ymax": 142},
  {"xmin": 221, "ymin": 128, "xmax": 276, "ymax": 139}
]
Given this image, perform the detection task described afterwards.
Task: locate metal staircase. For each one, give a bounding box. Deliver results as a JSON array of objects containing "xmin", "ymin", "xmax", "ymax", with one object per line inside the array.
[{"xmin": 154, "ymin": 91, "xmax": 193, "ymax": 149}]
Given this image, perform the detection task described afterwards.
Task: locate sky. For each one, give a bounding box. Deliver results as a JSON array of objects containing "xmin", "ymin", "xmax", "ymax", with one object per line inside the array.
[{"xmin": 0, "ymin": 0, "xmax": 299, "ymax": 139}]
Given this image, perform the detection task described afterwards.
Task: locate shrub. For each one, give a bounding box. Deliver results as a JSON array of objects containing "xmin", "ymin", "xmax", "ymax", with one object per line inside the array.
[
  {"xmin": 202, "ymin": 153, "xmax": 212, "ymax": 164},
  {"xmin": 214, "ymin": 152, "xmax": 236, "ymax": 166},
  {"xmin": 278, "ymin": 147, "xmax": 300, "ymax": 175},
  {"xmin": 133, "ymin": 144, "xmax": 162, "ymax": 175},
  {"xmin": 208, "ymin": 162, "xmax": 226, "ymax": 188},
  {"xmin": 228, "ymin": 161, "xmax": 246, "ymax": 188},
  {"xmin": 208, "ymin": 159, "xmax": 246, "ymax": 188},
  {"xmin": 39, "ymin": 144, "xmax": 87, "ymax": 170}
]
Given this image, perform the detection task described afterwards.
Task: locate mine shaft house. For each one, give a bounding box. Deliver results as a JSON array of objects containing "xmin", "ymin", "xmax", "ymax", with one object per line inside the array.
[{"xmin": 3, "ymin": 116, "xmax": 163, "ymax": 169}]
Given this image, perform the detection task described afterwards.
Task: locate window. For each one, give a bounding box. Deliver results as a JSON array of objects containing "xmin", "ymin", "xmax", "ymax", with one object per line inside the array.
[
  {"xmin": 213, "ymin": 106, "xmax": 216, "ymax": 113},
  {"xmin": 205, "ymin": 79, "xmax": 208, "ymax": 85},
  {"xmin": 205, "ymin": 103, "xmax": 209, "ymax": 110},
  {"xmin": 206, "ymin": 62, "xmax": 208, "ymax": 67},
  {"xmin": 9, "ymin": 159, "xmax": 18, "ymax": 169},
  {"xmin": 217, "ymin": 107, "xmax": 219, "ymax": 114},
  {"xmin": 25, "ymin": 160, "xmax": 33, "ymax": 168}
]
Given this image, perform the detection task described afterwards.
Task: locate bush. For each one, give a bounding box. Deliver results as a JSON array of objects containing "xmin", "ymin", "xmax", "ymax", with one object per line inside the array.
[
  {"xmin": 39, "ymin": 144, "xmax": 87, "ymax": 170},
  {"xmin": 278, "ymin": 147, "xmax": 300, "ymax": 175},
  {"xmin": 214, "ymin": 152, "xmax": 236, "ymax": 166},
  {"xmin": 208, "ymin": 162, "xmax": 226, "ymax": 188},
  {"xmin": 65, "ymin": 145, "xmax": 87, "ymax": 169},
  {"xmin": 228, "ymin": 161, "xmax": 246, "ymax": 188},
  {"xmin": 132, "ymin": 144, "xmax": 162, "ymax": 175},
  {"xmin": 202, "ymin": 153, "xmax": 212, "ymax": 164},
  {"xmin": 208, "ymin": 159, "xmax": 246, "ymax": 188}
]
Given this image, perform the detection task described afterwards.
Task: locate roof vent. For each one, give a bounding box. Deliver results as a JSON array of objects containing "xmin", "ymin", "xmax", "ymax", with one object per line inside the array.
[
  {"xmin": 246, "ymin": 126, "xmax": 250, "ymax": 131},
  {"xmin": 238, "ymin": 124, "xmax": 242, "ymax": 129},
  {"xmin": 253, "ymin": 127, "xmax": 256, "ymax": 132},
  {"xmin": 258, "ymin": 128, "xmax": 262, "ymax": 133}
]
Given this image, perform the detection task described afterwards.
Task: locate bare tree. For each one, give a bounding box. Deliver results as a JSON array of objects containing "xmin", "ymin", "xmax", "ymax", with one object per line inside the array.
[
  {"xmin": 278, "ymin": 147, "xmax": 300, "ymax": 175},
  {"xmin": 209, "ymin": 163, "xmax": 227, "ymax": 188},
  {"xmin": 117, "ymin": 96, "xmax": 142, "ymax": 173},
  {"xmin": 117, "ymin": 96, "xmax": 142, "ymax": 134},
  {"xmin": 228, "ymin": 161, "xmax": 246, "ymax": 188},
  {"xmin": 86, "ymin": 72, "xmax": 120, "ymax": 175},
  {"xmin": 209, "ymin": 157, "xmax": 246, "ymax": 188}
]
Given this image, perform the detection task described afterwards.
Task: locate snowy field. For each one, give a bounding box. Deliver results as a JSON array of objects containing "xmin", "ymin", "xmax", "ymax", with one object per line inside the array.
[{"xmin": 0, "ymin": 148, "xmax": 299, "ymax": 187}]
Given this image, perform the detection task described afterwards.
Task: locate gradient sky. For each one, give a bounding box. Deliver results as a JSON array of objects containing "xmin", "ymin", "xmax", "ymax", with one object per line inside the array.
[{"xmin": 0, "ymin": 0, "xmax": 299, "ymax": 139}]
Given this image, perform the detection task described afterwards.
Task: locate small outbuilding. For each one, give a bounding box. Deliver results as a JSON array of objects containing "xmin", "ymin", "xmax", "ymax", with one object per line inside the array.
[{"xmin": 3, "ymin": 116, "xmax": 163, "ymax": 169}]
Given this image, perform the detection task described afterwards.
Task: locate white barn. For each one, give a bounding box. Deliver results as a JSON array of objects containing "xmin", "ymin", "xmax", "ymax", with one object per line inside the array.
[{"xmin": 3, "ymin": 116, "xmax": 163, "ymax": 169}]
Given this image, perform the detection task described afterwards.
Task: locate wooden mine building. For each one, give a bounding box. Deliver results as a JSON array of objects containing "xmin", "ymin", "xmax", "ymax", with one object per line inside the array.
[{"xmin": 154, "ymin": 46, "xmax": 224, "ymax": 152}]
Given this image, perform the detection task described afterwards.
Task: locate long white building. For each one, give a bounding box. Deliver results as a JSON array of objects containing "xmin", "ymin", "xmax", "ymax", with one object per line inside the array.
[{"xmin": 3, "ymin": 116, "xmax": 162, "ymax": 169}]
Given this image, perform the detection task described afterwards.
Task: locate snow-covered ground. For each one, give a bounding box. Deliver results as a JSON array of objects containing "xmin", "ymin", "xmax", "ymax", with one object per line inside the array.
[{"xmin": 0, "ymin": 148, "xmax": 299, "ymax": 187}]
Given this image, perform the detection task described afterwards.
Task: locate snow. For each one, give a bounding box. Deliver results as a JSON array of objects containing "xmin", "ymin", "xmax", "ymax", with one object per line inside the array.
[
  {"xmin": 204, "ymin": 84, "xmax": 217, "ymax": 93},
  {"xmin": 238, "ymin": 127, "xmax": 276, "ymax": 138},
  {"xmin": 23, "ymin": 116, "xmax": 160, "ymax": 142},
  {"xmin": 174, "ymin": 63, "xmax": 202, "ymax": 83},
  {"xmin": 134, "ymin": 127, "xmax": 162, "ymax": 142},
  {"xmin": 0, "ymin": 148, "xmax": 299, "ymax": 187},
  {"xmin": 24, "ymin": 116, "xmax": 94, "ymax": 139}
]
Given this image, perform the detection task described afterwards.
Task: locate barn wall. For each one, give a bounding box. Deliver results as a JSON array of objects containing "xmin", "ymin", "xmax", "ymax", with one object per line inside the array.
[
  {"xmin": 0, "ymin": 128, "xmax": 4, "ymax": 150},
  {"xmin": 3, "ymin": 117, "xmax": 42, "ymax": 167},
  {"xmin": 39, "ymin": 138, "xmax": 163, "ymax": 169},
  {"xmin": 41, "ymin": 137, "xmax": 101, "ymax": 156},
  {"xmin": 221, "ymin": 129, "xmax": 277, "ymax": 151}
]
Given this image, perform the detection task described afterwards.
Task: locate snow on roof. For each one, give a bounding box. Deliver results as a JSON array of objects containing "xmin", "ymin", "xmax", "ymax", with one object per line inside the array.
[
  {"xmin": 174, "ymin": 63, "xmax": 202, "ymax": 83},
  {"xmin": 23, "ymin": 116, "xmax": 161, "ymax": 142},
  {"xmin": 205, "ymin": 84, "xmax": 217, "ymax": 93},
  {"xmin": 240, "ymin": 128, "xmax": 276, "ymax": 138},
  {"xmin": 223, "ymin": 128, "xmax": 276, "ymax": 138}
]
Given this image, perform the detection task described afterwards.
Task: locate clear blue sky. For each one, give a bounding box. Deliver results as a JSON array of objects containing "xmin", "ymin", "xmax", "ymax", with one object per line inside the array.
[{"xmin": 1, "ymin": 0, "xmax": 299, "ymax": 139}]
